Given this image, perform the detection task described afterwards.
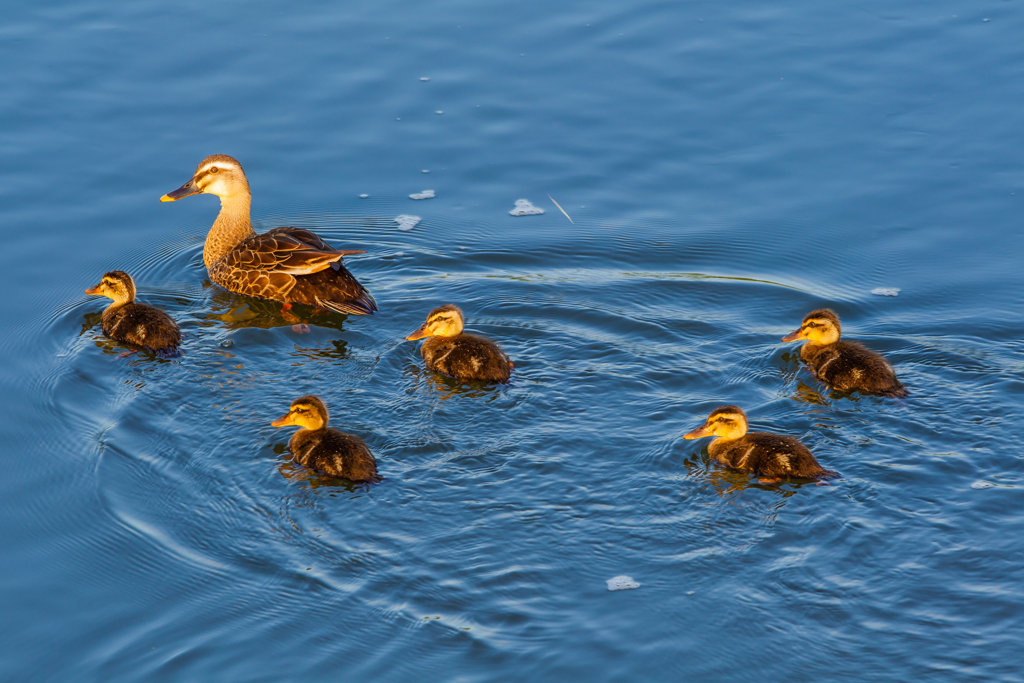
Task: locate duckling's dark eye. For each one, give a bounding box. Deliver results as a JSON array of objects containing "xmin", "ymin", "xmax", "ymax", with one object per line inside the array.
[{"xmin": 209, "ymin": 166, "xmax": 219, "ymax": 174}]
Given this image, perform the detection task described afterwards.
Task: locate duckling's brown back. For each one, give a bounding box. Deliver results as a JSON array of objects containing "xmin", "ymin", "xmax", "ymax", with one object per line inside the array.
[
  {"xmin": 422, "ymin": 333, "xmax": 511, "ymax": 382},
  {"xmin": 102, "ymin": 302, "xmax": 181, "ymax": 353},
  {"xmin": 291, "ymin": 428, "xmax": 378, "ymax": 482},
  {"xmin": 803, "ymin": 340, "xmax": 906, "ymax": 397},
  {"xmin": 710, "ymin": 432, "xmax": 833, "ymax": 479}
]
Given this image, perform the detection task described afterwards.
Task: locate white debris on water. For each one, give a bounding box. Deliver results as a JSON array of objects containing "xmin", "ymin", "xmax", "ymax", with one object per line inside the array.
[
  {"xmin": 359, "ymin": 194, "xmax": 369, "ymax": 199},
  {"xmin": 420, "ymin": 77, "xmax": 430, "ymax": 81},
  {"xmin": 510, "ymin": 199, "xmax": 544, "ymax": 216},
  {"xmin": 871, "ymin": 287, "xmax": 900, "ymax": 297},
  {"xmin": 436, "ymin": 110, "xmax": 444, "ymax": 115},
  {"xmin": 410, "ymin": 189, "xmax": 435, "ymax": 200},
  {"xmin": 395, "ymin": 215, "xmax": 421, "ymax": 231},
  {"xmin": 606, "ymin": 575, "xmax": 641, "ymax": 591},
  {"xmin": 971, "ymin": 480, "xmax": 995, "ymax": 490}
]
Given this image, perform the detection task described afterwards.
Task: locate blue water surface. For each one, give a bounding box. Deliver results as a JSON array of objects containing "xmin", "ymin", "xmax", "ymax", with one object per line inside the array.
[{"xmin": 2, "ymin": 0, "xmax": 1023, "ymax": 680}]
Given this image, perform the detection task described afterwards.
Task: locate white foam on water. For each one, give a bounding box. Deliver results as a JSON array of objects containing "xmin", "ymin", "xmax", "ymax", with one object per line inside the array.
[
  {"xmin": 510, "ymin": 199, "xmax": 544, "ymax": 216},
  {"xmin": 606, "ymin": 575, "xmax": 641, "ymax": 591},
  {"xmin": 871, "ymin": 287, "xmax": 900, "ymax": 297},
  {"xmin": 435, "ymin": 110, "xmax": 444, "ymax": 115},
  {"xmin": 359, "ymin": 194, "xmax": 369, "ymax": 199},
  {"xmin": 395, "ymin": 215, "xmax": 421, "ymax": 231},
  {"xmin": 420, "ymin": 77, "xmax": 429, "ymax": 81},
  {"xmin": 971, "ymin": 480, "xmax": 994, "ymax": 490},
  {"xmin": 410, "ymin": 190, "xmax": 435, "ymax": 200}
]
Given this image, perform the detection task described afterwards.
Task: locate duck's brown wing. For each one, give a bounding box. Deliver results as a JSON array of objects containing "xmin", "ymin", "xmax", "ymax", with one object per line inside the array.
[{"xmin": 210, "ymin": 227, "xmax": 378, "ymax": 314}]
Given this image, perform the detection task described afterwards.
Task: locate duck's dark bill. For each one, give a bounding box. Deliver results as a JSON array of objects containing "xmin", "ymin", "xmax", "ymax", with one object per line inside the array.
[
  {"xmin": 405, "ymin": 325, "xmax": 429, "ymax": 341},
  {"xmin": 684, "ymin": 426, "xmax": 712, "ymax": 440},
  {"xmin": 160, "ymin": 180, "xmax": 200, "ymax": 202}
]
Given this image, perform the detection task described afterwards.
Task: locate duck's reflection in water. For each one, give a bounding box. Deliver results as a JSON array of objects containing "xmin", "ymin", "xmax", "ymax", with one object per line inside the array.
[
  {"xmin": 402, "ymin": 363, "xmax": 505, "ymax": 401},
  {"xmin": 290, "ymin": 339, "xmax": 350, "ymax": 363},
  {"xmin": 683, "ymin": 451, "xmax": 811, "ymax": 501},
  {"xmin": 202, "ymin": 282, "xmax": 352, "ymax": 332},
  {"xmin": 791, "ymin": 379, "xmax": 831, "ymax": 406}
]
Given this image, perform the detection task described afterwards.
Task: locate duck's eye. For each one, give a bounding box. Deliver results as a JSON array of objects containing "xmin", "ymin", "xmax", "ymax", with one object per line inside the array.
[{"xmin": 209, "ymin": 166, "xmax": 219, "ymax": 174}]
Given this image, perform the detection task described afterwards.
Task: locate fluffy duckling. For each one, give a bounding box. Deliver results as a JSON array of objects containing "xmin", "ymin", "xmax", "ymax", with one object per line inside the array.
[
  {"xmin": 271, "ymin": 395, "xmax": 378, "ymax": 482},
  {"xmin": 685, "ymin": 405, "xmax": 835, "ymax": 481},
  {"xmin": 405, "ymin": 304, "xmax": 512, "ymax": 382},
  {"xmin": 161, "ymin": 155, "xmax": 377, "ymax": 315},
  {"xmin": 782, "ymin": 309, "xmax": 907, "ymax": 398},
  {"xmin": 85, "ymin": 271, "xmax": 181, "ymax": 356}
]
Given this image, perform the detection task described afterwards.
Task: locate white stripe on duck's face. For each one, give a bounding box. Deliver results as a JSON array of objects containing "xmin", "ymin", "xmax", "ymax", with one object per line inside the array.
[
  {"xmin": 194, "ymin": 167, "xmax": 247, "ymax": 199},
  {"xmin": 196, "ymin": 160, "xmax": 241, "ymax": 176}
]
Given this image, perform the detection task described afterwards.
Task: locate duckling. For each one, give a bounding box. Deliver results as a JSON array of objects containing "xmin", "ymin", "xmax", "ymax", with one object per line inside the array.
[
  {"xmin": 782, "ymin": 309, "xmax": 907, "ymax": 398},
  {"xmin": 271, "ymin": 395, "xmax": 378, "ymax": 482},
  {"xmin": 161, "ymin": 155, "xmax": 377, "ymax": 315},
  {"xmin": 685, "ymin": 405, "xmax": 835, "ymax": 481},
  {"xmin": 405, "ymin": 304, "xmax": 513, "ymax": 382},
  {"xmin": 85, "ymin": 271, "xmax": 181, "ymax": 356}
]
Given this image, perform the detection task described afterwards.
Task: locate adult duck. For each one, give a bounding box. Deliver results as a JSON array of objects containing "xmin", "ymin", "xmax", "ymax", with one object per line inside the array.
[{"xmin": 161, "ymin": 154, "xmax": 377, "ymax": 315}]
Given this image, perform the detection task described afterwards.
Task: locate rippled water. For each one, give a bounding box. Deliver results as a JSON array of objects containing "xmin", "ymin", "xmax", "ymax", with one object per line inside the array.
[{"xmin": 3, "ymin": 0, "xmax": 1024, "ymax": 680}]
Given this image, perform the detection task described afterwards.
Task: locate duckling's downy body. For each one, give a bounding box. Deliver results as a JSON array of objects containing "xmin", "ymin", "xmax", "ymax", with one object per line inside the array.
[
  {"xmin": 85, "ymin": 271, "xmax": 181, "ymax": 356},
  {"xmin": 161, "ymin": 155, "xmax": 377, "ymax": 315},
  {"xmin": 782, "ymin": 309, "xmax": 906, "ymax": 398},
  {"xmin": 271, "ymin": 395, "xmax": 378, "ymax": 482},
  {"xmin": 685, "ymin": 406, "xmax": 835, "ymax": 480},
  {"xmin": 406, "ymin": 305, "xmax": 512, "ymax": 382}
]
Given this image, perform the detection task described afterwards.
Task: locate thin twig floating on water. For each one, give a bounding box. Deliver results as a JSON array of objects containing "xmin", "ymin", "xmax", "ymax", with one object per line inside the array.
[{"xmin": 548, "ymin": 194, "xmax": 574, "ymax": 224}]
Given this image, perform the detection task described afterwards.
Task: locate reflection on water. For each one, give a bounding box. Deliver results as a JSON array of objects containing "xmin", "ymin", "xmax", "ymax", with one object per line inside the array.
[
  {"xmin": 684, "ymin": 451, "xmax": 810, "ymax": 500},
  {"xmin": 402, "ymin": 362, "xmax": 508, "ymax": 401},
  {"xmin": 202, "ymin": 282, "xmax": 353, "ymax": 331}
]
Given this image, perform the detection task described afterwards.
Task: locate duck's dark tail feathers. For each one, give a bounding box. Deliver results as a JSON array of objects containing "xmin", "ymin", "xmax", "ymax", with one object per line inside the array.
[{"xmin": 315, "ymin": 291, "xmax": 378, "ymax": 316}]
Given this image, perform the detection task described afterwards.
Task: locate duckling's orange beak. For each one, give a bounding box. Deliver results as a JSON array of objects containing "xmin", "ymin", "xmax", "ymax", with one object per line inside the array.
[
  {"xmin": 271, "ymin": 412, "xmax": 298, "ymax": 427},
  {"xmin": 160, "ymin": 178, "xmax": 201, "ymax": 202},
  {"xmin": 781, "ymin": 328, "xmax": 806, "ymax": 342},
  {"xmin": 405, "ymin": 324, "xmax": 430, "ymax": 341},
  {"xmin": 684, "ymin": 425, "xmax": 713, "ymax": 440},
  {"xmin": 84, "ymin": 284, "xmax": 103, "ymax": 296}
]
